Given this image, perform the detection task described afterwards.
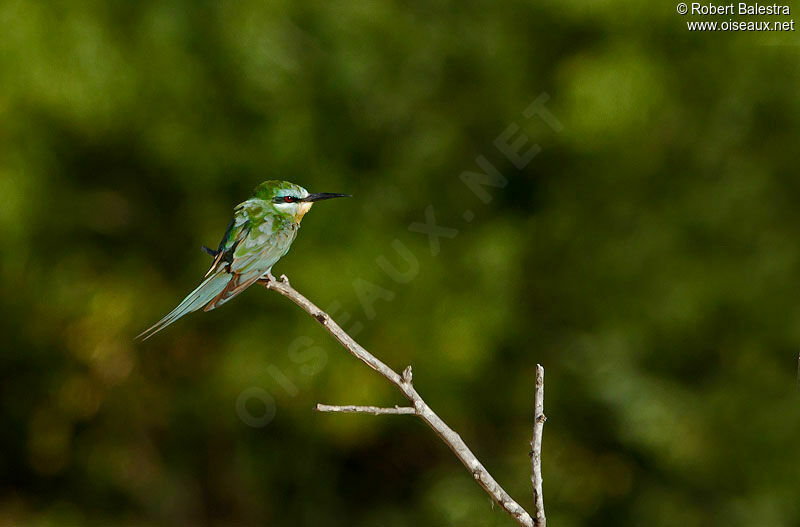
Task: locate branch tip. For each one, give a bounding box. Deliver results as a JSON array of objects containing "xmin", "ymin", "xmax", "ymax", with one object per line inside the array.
[{"xmin": 531, "ymin": 365, "xmax": 546, "ymax": 527}]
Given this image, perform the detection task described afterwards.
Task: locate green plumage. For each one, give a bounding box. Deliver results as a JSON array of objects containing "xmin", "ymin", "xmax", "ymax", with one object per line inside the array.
[{"xmin": 137, "ymin": 180, "xmax": 349, "ymax": 341}]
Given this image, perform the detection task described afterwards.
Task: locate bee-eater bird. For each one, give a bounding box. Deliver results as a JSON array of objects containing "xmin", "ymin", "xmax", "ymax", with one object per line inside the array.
[{"xmin": 136, "ymin": 180, "xmax": 350, "ymax": 341}]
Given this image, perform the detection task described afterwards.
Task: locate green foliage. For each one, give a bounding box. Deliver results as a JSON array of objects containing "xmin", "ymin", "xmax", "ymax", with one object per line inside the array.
[{"xmin": 1, "ymin": 1, "xmax": 799, "ymax": 525}]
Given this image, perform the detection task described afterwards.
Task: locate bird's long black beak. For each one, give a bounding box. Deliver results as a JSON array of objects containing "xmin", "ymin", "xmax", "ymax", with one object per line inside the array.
[{"xmin": 302, "ymin": 193, "xmax": 351, "ymax": 202}]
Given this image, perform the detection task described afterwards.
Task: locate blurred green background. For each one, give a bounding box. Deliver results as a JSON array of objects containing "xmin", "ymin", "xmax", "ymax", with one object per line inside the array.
[{"xmin": 2, "ymin": 1, "xmax": 800, "ymax": 526}]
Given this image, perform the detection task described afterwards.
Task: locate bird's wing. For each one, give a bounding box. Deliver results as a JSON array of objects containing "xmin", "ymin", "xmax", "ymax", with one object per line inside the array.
[
  {"xmin": 137, "ymin": 196, "xmax": 307, "ymax": 339},
  {"xmin": 204, "ymin": 199, "xmax": 262, "ymax": 277},
  {"xmin": 203, "ymin": 200, "xmax": 296, "ymax": 310}
]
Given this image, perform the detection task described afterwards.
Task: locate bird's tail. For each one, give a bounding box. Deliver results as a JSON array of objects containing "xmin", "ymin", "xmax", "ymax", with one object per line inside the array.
[{"xmin": 136, "ymin": 271, "xmax": 232, "ymax": 341}]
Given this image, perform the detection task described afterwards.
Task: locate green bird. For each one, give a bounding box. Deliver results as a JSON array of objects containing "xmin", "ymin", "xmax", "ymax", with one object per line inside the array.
[{"xmin": 137, "ymin": 180, "xmax": 349, "ymax": 340}]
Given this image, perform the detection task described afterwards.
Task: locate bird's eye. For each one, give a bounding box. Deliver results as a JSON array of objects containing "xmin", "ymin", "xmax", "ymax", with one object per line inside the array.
[{"xmin": 284, "ymin": 196, "xmax": 294, "ymax": 203}]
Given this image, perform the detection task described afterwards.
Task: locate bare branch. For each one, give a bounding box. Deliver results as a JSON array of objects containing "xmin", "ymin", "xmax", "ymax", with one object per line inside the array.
[
  {"xmin": 530, "ymin": 364, "xmax": 546, "ymax": 527},
  {"xmin": 261, "ymin": 275, "xmax": 536, "ymax": 527},
  {"xmin": 314, "ymin": 404, "xmax": 416, "ymax": 415}
]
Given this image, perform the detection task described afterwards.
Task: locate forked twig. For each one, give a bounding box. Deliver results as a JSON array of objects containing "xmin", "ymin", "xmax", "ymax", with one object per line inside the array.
[
  {"xmin": 314, "ymin": 404, "xmax": 416, "ymax": 415},
  {"xmin": 261, "ymin": 275, "xmax": 545, "ymax": 527}
]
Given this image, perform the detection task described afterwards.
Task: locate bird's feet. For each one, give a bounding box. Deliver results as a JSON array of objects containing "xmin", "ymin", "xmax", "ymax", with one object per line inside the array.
[
  {"xmin": 258, "ymin": 272, "xmax": 290, "ymax": 288},
  {"xmin": 258, "ymin": 271, "xmax": 285, "ymax": 286}
]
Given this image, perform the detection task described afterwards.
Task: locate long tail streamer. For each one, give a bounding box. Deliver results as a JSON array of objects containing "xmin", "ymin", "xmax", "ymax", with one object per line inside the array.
[{"xmin": 136, "ymin": 271, "xmax": 232, "ymax": 341}]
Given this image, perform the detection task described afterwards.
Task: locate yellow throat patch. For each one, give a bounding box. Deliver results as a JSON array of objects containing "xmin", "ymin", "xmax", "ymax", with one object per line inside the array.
[{"xmin": 295, "ymin": 202, "xmax": 313, "ymax": 222}]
